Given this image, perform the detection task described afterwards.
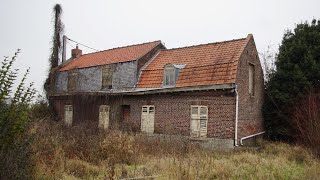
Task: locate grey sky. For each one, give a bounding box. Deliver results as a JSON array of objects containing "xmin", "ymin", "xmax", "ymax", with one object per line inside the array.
[{"xmin": 1, "ymin": 0, "xmax": 319, "ymax": 94}]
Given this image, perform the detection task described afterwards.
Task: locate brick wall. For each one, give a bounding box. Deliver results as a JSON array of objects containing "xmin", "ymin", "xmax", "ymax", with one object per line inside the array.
[
  {"xmin": 236, "ymin": 36, "xmax": 264, "ymax": 141},
  {"xmin": 52, "ymin": 90, "xmax": 236, "ymax": 139},
  {"xmin": 116, "ymin": 91, "xmax": 236, "ymax": 139}
]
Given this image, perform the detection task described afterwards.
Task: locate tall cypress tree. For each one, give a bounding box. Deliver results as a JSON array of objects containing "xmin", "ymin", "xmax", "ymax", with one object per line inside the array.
[{"xmin": 264, "ymin": 19, "xmax": 320, "ymax": 140}]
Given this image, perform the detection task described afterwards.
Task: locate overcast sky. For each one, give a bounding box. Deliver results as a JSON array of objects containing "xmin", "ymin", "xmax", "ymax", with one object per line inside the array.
[{"xmin": 1, "ymin": 0, "xmax": 320, "ymax": 94}]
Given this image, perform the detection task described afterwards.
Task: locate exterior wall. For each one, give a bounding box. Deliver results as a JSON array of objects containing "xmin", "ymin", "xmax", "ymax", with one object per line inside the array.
[
  {"xmin": 51, "ymin": 91, "xmax": 236, "ymax": 140},
  {"xmin": 116, "ymin": 91, "xmax": 236, "ymax": 139},
  {"xmin": 101, "ymin": 64, "xmax": 114, "ymax": 90},
  {"xmin": 112, "ymin": 61, "xmax": 137, "ymax": 89},
  {"xmin": 68, "ymin": 70, "xmax": 78, "ymax": 92},
  {"xmin": 51, "ymin": 95, "xmax": 109, "ymax": 125},
  {"xmin": 77, "ymin": 66, "xmax": 102, "ymax": 91},
  {"xmin": 55, "ymin": 71, "xmax": 68, "ymax": 93},
  {"xmin": 236, "ymin": 37, "xmax": 264, "ymax": 141}
]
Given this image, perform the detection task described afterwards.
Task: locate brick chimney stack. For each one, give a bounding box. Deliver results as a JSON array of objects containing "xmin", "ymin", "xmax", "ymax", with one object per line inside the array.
[{"xmin": 71, "ymin": 45, "xmax": 82, "ymax": 58}]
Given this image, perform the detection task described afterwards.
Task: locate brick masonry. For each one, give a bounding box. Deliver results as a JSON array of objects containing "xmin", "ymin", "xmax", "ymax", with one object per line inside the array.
[
  {"xmin": 118, "ymin": 91, "xmax": 236, "ymax": 139},
  {"xmin": 50, "ymin": 37, "xmax": 264, "ymax": 145},
  {"xmin": 236, "ymin": 37, "xmax": 264, "ymax": 142}
]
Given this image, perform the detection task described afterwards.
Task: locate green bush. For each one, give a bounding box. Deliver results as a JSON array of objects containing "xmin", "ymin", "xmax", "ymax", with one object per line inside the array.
[{"xmin": 0, "ymin": 50, "xmax": 36, "ymax": 179}]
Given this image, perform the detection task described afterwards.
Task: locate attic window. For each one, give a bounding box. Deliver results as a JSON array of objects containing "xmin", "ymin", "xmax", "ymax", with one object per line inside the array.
[
  {"xmin": 249, "ymin": 63, "xmax": 255, "ymax": 96},
  {"xmin": 164, "ymin": 65, "xmax": 176, "ymax": 86}
]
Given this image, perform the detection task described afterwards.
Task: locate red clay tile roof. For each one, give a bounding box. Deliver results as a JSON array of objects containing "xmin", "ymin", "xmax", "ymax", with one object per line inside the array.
[
  {"xmin": 137, "ymin": 35, "xmax": 252, "ymax": 88},
  {"xmin": 59, "ymin": 41, "xmax": 161, "ymax": 71}
]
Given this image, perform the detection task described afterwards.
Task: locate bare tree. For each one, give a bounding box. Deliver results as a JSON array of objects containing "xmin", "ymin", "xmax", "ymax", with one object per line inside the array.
[{"xmin": 259, "ymin": 45, "xmax": 276, "ymax": 83}]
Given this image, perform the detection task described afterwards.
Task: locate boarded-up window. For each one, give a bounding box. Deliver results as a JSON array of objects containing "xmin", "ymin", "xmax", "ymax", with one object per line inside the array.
[
  {"xmin": 249, "ymin": 64, "xmax": 255, "ymax": 95},
  {"xmin": 102, "ymin": 65, "xmax": 113, "ymax": 89},
  {"xmin": 99, "ymin": 105, "xmax": 110, "ymax": 129},
  {"xmin": 64, "ymin": 105, "xmax": 73, "ymax": 126},
  {"xmin": 141, "ymin": 106, "xmax": 155, "ymax": 134},
  {"xmin": 68, "ymin": 70, "xmax": 78, "ymax": 91},
  {"xmin": 190, "ymin": 106, "xmax": 208, "ymax": 138},
  {"xmin": 164, "ymin": 65, "xmax": 176, "ymax": 86}
]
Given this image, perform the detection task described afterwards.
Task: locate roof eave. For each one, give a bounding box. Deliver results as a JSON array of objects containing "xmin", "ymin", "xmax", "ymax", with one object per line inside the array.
[{"xmin": 49, "ymin": 83, "xmax": 236, "ymax": 97}]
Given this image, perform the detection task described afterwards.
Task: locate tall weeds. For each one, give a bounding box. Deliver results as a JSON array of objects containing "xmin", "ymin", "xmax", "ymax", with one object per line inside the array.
[{"xmin": 31, "ymin": 118, "xmax": 320, "ymax": 179}]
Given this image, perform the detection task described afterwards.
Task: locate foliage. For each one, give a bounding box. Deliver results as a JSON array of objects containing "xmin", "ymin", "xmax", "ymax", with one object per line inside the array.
[
  {"xmin": 263, "ymin": 19, "xmax": 320, "ymax": 140},
  {"xmin": 0, "ymin": 50, "xmax": 36, "ymax": 179},
  {"xmin": 30, "ymin": 94, "xmax": 51, "ymax": 119},
  {"xmin": 291, "ymin": 89, "xmax": 320, "ymax": 157},
  {"xmin": 44, "ymin": 4, "xmax": 64, "ymax": 101},
  {"xmin": 32, "ymin": 119, "xmax": 320, "ymax": 179}
]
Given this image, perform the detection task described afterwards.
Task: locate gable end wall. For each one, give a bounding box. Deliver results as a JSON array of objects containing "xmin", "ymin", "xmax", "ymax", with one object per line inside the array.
[{"xmin": 236, "ymin": 37, "xmax": 264, "ymax": 141}]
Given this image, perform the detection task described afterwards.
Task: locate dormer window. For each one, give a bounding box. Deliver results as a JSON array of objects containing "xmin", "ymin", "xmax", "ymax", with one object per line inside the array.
[
  {"xmin": 164, "ymin": 64, "xmax": 176, "ymax": 86},
  {"xmin": 163, "ymin": 64, "xmax": 186, "ymax": 87}
]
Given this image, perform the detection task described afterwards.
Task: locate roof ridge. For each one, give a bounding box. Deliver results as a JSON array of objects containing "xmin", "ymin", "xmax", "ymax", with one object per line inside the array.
[
  {"xmin": 143, "ymin": 61, "xmax": 235, "ymax": 71},
  {"xmin": 164, "ymin": 37, "xmax": 247, "ymax": 51},
  {"xmin": 79, "ymin": 40, "xmax": 161, "ymax": 57}
]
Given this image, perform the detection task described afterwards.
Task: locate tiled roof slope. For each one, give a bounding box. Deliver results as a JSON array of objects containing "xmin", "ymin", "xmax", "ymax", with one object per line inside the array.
[
  {"xmin": 60, "ymin": 41, "xmax": 161, "ymax": 71},
  {"xmin": 137, "ymin": 35, "xmax": 252, "ymax": 88}
]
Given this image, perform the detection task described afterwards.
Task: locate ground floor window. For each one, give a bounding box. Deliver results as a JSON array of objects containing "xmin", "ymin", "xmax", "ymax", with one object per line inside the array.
[
  {"xmin": 99, "ymin": 105, "xmax": 110, "ymax": 129},
  {"xmin": 141, "ymin": 105, "xmax": 155, "ymax": 134},
  {"xmin": 190, "ymin": 106, "xmax": 208, "ymax": 137},
  {"xmin": 64, "ymin": 105, "xmax": 73, "ymax": 126}
]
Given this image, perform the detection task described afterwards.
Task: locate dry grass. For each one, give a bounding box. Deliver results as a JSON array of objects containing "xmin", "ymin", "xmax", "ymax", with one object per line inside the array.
[{"xmin": 31, "ymin": 119, "xmax": 320, "ymax": 179}]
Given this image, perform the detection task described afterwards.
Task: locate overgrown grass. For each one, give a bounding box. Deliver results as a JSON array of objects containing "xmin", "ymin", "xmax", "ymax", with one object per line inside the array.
[{"xmin": 31, "ymin": 119, "xmax": 320, "ymax": 179}]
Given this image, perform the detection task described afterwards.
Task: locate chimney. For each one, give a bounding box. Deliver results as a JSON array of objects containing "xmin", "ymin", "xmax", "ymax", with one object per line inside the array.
[{"xmin": 71, "ymin": 45, "xmax": 82, "ymax": 58}]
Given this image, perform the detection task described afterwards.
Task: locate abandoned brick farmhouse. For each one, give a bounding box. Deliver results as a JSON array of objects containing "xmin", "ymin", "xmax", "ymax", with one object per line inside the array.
[{"xmin": 49, "ymin": 34, "xmax": 264, "ymax": 147}]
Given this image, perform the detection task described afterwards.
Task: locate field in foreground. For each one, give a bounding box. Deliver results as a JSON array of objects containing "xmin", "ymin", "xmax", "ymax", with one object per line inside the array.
[{"xmin": 30, "ymin": 119, "xmax": 320, "ymax": 180}]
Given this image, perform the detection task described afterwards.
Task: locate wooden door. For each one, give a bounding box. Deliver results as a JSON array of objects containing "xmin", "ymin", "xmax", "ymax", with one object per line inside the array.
[
  {"xmin": 122, "ymin": 105, "xmax": 130, "ymax": 122},
  {"xmin": 141, "ymin": 106, "xmax": 155, "ymax": 134},
  {"xmin": 64, "ymin": 105, "xmax": 73, "ymax": 126},
  {"xmin": 99, "ymin": 105, "xmax": 110, "ymax": 129}
]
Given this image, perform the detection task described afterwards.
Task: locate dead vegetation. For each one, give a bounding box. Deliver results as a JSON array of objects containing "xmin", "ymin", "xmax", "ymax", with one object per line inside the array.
[{"xmin": 31, "ymin": 118, "xmax": 320, "ymax": 179}]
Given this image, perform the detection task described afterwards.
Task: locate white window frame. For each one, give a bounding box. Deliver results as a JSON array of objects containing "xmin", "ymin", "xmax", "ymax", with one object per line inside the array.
[
  {"xmin": 163, "ymin": 65, "xmax": 176, "ymax": 86},
  {"xmin": 190, "ymin": 105, "xmax": 208, "ymax": 138}
]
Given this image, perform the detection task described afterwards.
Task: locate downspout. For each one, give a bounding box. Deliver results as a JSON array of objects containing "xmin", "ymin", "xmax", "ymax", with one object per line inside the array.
[{"xmin": 234, "ymin": 84, "xmax": 239, "ymax": 147}]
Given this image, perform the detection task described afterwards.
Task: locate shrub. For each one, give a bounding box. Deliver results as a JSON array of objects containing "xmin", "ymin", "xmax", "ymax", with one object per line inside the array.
[
  {"xmin": 0, "ymin": 50, "xmax": 36, "ymax": 179},
  {"xmin": 30, "ymin": 94, "xmax": 51, "ymax": 119},
  {"xmin": 291, "ymin": 89, "xmax": 320, "ymax": 157}
]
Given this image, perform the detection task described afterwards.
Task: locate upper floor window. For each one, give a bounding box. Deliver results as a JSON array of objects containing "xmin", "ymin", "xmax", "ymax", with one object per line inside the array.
[
  {"xmin": 249, "ymin": 63, "xmax": 255, "ymax": 96},
  {"xmin": 164, "ymin": 64, "xmax": 176, "ymax": 86}
]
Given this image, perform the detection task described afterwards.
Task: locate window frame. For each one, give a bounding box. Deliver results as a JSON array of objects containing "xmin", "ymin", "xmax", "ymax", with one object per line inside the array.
[
  {"xmin": 248, "ymin": 63, "xmax": 255, "ymax": 96},
  {"xmin": 163, "ymin": 65, "xmax": 176, "ymax": 87},
  {"xmin": 64, "ymin": 104, "xmax": 73, "ymax": 126},
  {"xmin": 190, "ymin": 105, "xmax": 208, "ymax": 138}
]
